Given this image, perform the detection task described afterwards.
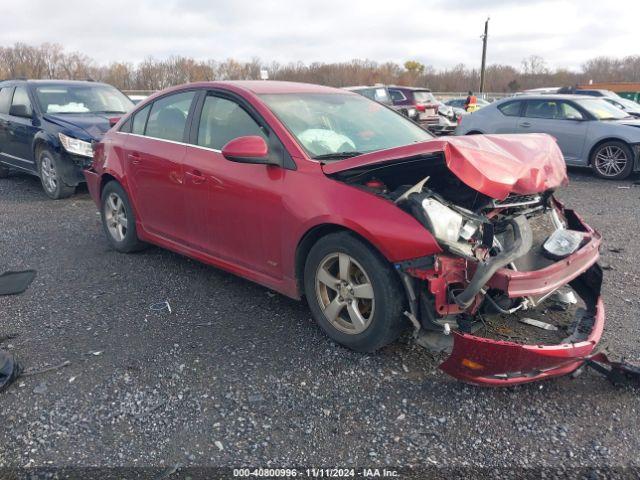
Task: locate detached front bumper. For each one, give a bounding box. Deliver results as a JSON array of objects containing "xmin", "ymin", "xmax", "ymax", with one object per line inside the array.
[
  {"xmin": 410, "ymin": 208, "xmax": 606, "ymax": 386},
  {"xmin": 440, "ymin": 264, "xmax": 604, "ymax": 386}
]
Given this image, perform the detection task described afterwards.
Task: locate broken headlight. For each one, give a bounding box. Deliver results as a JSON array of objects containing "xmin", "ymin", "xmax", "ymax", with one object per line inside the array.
[
  {"xmin": 543, "ymin": 229, "xmax": 583, "ymax": 259},
  {"xmin": 421, "ymin": 197, "xmax": 481, "ymax": 256}
]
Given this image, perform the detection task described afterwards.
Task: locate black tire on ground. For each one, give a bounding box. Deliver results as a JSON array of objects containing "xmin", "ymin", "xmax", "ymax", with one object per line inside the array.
[
  {"xmin": 590, "ymin": 140, "xmax": 634, "ymax": 180},
  {"xmin": 303, "ymin": 232, "xmax": 407, "ymax": 352},
  {"xmin": 37, "ymin": 147, "xmax": 75, "ymax": 199},
  {"xmin": 100, "ymin": 181, "xmax": 146, "ymax": 253},
  {"xmin": 466, "ymin": 131, "xmax": 482, "ymax": 135},
  {"xmin": 0, "ymin": 164, "xmax": 9, "ymax": 178}
]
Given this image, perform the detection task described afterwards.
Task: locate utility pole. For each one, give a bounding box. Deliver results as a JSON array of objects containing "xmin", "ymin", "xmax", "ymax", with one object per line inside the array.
[{"xmin": 479, "ymin": 17, "xmax": 489, "ymax": 95}]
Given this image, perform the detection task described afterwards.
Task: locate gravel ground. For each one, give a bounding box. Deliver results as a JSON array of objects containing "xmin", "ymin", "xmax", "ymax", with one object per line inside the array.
[{"xmin": 0, "ymin": 169, "xmax": 639, "ymax": 475}]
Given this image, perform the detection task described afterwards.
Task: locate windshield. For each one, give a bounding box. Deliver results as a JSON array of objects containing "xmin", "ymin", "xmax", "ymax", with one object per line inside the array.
[
  {"xmin": 413, "ymin": 91, "xmax": 436, "ymax": 104},
  {"xmin": 576, "ymin": 98, "xmax": 631, "ymax": 120},
  {"xmin": 34, "ymin": 84, "xmax": 134, "ymax": 114},
  {"xmin": 260, "ymin": 93, "xmax": 433, "ymax": 159}
]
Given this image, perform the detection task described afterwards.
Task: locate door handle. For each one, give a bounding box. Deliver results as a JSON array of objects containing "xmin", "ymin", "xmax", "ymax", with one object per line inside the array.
[
  {"xmin": 519, "ymin": 122, "xmax": 531, "ymax": 128},
  {"xmin": 127, "ymin": 151, "xmax": 141, "ymax": 164},
  {"xmin": 187, "ymin": 169, "xmax": 206, "ymax": 185}
]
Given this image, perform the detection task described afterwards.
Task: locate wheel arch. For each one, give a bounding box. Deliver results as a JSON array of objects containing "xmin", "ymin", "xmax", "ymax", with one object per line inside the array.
[
  {"xmin": 587, "ymin": 137, "xmax": 633, "ymax": 166},
  {"xmin": 294, "ymin": 223, "xmax": 399, "ymax": 297},
  {"xmin": 99, "ymin": 173, "xmax": 119, "ymax": 198}
]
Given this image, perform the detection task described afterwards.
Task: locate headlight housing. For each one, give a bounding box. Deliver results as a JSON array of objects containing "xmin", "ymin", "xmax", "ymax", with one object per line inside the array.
[
  {"xmin": 58, "ymin": 133, "xmax": 93, "ymax": 158},
  {"xmin": 421, "ymin": 197, "xmax": 480, "ymax": 257}
]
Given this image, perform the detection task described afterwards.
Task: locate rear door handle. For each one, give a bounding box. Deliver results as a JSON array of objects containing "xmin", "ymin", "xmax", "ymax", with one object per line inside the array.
[
  {"xmin": 187, "ymin": 169, "xmax": 206, "ymax": 185},
  {"xmin": 127, "ymin": 151, "xmax": 141, "ymax": 164},
  {"xmin": 519, "ymin": 122, "xmax": 531, "ymax": 128}
]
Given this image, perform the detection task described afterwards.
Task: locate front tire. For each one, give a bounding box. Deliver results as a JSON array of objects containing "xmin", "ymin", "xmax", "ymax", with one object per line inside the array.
[
  {"xmin": 37, "ymin": 148, "xmax": 75, "ymax": 199},
  {"xmin": 303, "ymin": 232, "xmax": 407, "ymax": 352},
  {"xmin": 591, "ymin": 141, "xmax": 633, "ymax": 180},
  {"xmin": 100, "ymin": 181, "xmax": 146, "ymax": 253}
]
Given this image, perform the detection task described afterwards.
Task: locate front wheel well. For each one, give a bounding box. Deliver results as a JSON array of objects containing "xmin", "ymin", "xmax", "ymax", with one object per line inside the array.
[
  {"xmin": 466, "ymin": 130, "xmax": 483, "ymax": 135},
  {"xmin": 99, "ymin": 173, "xmax": 118, "ymax": 197},
  {"xmin": 294, "ymin": 224, "xmax": 392, "ymax": 297},
  {"xmin": 588, "ymin": 138, "xmax": 633, "ymax": 165}
]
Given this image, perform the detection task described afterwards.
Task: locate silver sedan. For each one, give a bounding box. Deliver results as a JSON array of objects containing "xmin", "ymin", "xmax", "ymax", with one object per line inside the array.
[{"xmin": 456, "ymin": 94, "xmax": 640, "ymax": 179}]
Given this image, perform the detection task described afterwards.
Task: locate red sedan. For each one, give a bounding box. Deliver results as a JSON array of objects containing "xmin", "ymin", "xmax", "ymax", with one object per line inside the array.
[{"xmin": 85, "ymin": 81, "xmax": 604, "ymax": 386}]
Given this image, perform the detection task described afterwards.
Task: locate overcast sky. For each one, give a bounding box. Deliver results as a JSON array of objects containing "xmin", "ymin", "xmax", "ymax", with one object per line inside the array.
[{"xmin": 1, "ymin": 0, "xmax": 638, "ymax": 71}]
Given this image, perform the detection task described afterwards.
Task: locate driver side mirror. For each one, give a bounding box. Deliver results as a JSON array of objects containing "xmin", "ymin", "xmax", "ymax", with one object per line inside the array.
[{"xmin": 221, "ymin": 136, "xmax": 277, "ymax": 166}]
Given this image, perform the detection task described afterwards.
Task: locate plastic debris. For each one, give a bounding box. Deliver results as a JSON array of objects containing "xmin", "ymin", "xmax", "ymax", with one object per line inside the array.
[
  {"xmin": 150, "ymin": 300, "xmax": 172, "ymax": 314},
  {"xmin": 519, "ymin": 317, "xmax": 558, "ymax": 331},
  {"xmin": 0, "ymin": 270, "xmax": 36, "ymax": 296}
]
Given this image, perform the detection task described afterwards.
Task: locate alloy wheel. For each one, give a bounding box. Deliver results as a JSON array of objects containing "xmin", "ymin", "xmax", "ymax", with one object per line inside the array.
[
  {"xmin": 315, "ymin": 252, "xmax": 375, "ymax": 335},
  {"xmin": 104, "ymin": 192, "xmax": 128, "ymax": 242},
  {"xmin": 594, "ymin": 145, "xmax": 628, "ymax": 177},
  {"xmin": 41, "ymin": 155, "xmax": 58, "ymax": 193}
]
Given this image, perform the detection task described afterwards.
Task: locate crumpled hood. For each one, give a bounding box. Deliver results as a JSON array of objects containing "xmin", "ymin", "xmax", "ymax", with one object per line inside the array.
[
  {"xmin": 322, "ymin": 134, "xmax": 568, "ymax": 200},
  {"xmin": 43, "ymin": 113, "xmax": 115, "ymax": 140}
]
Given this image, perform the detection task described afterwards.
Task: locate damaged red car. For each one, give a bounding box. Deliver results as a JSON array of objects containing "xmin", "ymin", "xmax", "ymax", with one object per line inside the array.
[{"xmin": 85, "ymin": 81, "xmax": 604, "ymax": 386}]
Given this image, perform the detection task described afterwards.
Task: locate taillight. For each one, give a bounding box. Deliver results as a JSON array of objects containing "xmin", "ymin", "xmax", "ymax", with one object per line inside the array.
[{"xmin": 415, "ymin": 104, "xmax": 426, "ymax": 112}]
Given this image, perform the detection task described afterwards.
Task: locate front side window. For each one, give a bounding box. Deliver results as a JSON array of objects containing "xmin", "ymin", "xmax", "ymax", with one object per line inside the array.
[
  {"xmin": 524, "ymin": 100, "xmax": 560, "ymax": 119},
  {"xmin": 145, "ymin": 91, "xmax": 195, "ymax": 142},
  {"xmin": 197, "ymin": 96, "xmax": 267, "ymax": 150},
  {"xmin": 260, "ymin": 92, "xmax": 433, "ymax": 159},
  {"xmin": 498, "ymin": 100, "xmax": 522, "ymax": 117},
  {"xmin": 0, "ymin": 87, "xmax": 14, "ymax": 114},
  {"xmin": 34, "ymin": 84, "xmax": 133, "ymax": 114},
  {"xmin": 558, "ymin": 102, "xmax": 583, "ymax": 120},
  {"xmin": 10, "ymin": 87, "xmax": 33, "ymax": 117}
]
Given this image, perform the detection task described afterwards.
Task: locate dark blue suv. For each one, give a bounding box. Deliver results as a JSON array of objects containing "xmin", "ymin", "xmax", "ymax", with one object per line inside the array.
[{"xmin": 0, "ymin": 79, "xmax": 133, "ymax": 199}]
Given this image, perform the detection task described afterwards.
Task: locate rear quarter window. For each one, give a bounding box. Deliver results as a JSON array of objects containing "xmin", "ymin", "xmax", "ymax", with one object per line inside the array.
[{"xmin": 498, "ymin": 101, "xmax": 522, "ymax": 117}]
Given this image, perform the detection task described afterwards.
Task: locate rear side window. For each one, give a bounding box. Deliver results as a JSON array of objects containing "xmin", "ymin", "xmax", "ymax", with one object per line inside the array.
[
  {"xmin": 0, "ymin": 87, "xmax": 14, "ymax": 114},
  {"xmin": 498, "ymin": 101, "xmax": 522, "ymax": 117},
  {"xmin": 132, "ymin": 104, "xmax": 151, "ymax": 135},
  {"xmin": 197, "ymin": 96, "xmax": 267, "ymax": 150},
  {"xmin": 145, "ymin": 91, "xmax": 195, "ymax": 142},
  {"xmin": 389, "ymin": 89, "xmax": 406, "ymax": 102},
  {"xmin": 10, "ymin": 86, "xmax": 33, "ymax": 117}
]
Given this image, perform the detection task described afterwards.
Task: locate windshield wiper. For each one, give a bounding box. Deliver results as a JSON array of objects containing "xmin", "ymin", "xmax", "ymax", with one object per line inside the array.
[
  {"xmin": 312, "ymin": 151, "xmax": 364, "ymax": 160},
  {"xmin": 93, "ymin": 110, "xmax": 127, "ymax": 114}
]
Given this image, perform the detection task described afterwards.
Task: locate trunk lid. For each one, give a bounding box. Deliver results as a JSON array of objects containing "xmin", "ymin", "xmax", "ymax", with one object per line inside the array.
[{"xmin": 322, "ymin": 134, "xmax": 568, "ymax": 200}]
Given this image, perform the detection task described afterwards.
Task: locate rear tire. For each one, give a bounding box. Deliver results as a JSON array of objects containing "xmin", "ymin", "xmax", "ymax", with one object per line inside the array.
[
  {"xmin": 100, "ymin": 181, "xmax": 146, "ymax": 253},
  {"xmin": 591, "ymin": 141, "xmax": 634, "ymax": 180},
  {"xmin": 37, "ymin": 148, "xmax": 75, "ymax": 199},
  {"xmin": 303, "ymin": 232, "xmax": 407, "ymax": 352}
]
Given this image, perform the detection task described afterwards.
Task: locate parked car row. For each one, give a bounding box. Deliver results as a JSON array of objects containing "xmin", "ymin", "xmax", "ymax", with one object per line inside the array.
[
  {"xmin": 0, "ymin": 78, "xmax": 611, "ymax": 385},
  {"xmin": 346, "ymin": 85, "xmax": 457, "ymax": 135}
]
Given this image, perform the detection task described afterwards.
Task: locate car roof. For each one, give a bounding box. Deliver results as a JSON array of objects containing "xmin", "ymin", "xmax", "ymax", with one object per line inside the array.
[
  {"xmin": 388, "ymin": 86, "xmax": 431, "ymax": 92},
  {"xmin": 0, "ymin": 79, "xmax": 113, "ymax": 88},
  {"xmin": 496, "ymin": 94, "xmax": 597, "ymax": 102}
]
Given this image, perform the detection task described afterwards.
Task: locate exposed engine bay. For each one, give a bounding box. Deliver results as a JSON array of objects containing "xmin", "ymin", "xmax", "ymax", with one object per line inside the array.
[{"xmin": 330, "ymin": 152, "xmax": 608, "ymax": 385}]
